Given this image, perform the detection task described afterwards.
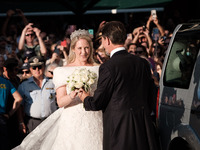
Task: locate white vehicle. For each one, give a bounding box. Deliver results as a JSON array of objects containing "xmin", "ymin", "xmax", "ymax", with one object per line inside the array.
[{"xmin": 158, "ymin": 23, "xmax": 200, "ymax": 150}]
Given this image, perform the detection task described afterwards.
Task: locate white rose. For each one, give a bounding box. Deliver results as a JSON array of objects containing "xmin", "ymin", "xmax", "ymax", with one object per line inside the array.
[
  {"xmin": 81, "ymin": 74, "xmax": 89, "ymax": 82},
  {"xmin": 67, "ymin": 68, "xmax": 97, "ymax": 92},
  {"xmin": 68, "ymin": 81, "xmax": 75, "ymax": 88},
  {"xmin": 74, "ymin": 82, "xmax": 84, "ymax": 89},
  {"xmin": 74, "ymin": 69, "xmax": 80, "ymax": 75},
  {"xmin": 74, "ymin": 74, "xmax": 81, "ymax": 82},
  {"xmin": 90, "ymin": 72, "xmax": 97, "ymax": 79},
  {"xmin": 82, "ymin": 69, "xmax": 89, "ymax": 76},
  {"xmin": 88, "ymin": 78, "xmax": 95, "ymax": 85},
  {"xmin": 69, "ymin": 75, "xmax": 74, "ymax": 81}
]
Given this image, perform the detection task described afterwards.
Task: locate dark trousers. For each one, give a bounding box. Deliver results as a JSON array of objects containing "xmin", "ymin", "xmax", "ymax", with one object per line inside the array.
[
  {"xmin": 24, "ymin": 116, "xmax": 46, "ymax": 133},
  {"xmin": 7, "ymin": 113, "xmax": 26, "ymax": 149},
  {"xmin": 0, "ymin": 115, "xmax": 10, "ymax": 150}
]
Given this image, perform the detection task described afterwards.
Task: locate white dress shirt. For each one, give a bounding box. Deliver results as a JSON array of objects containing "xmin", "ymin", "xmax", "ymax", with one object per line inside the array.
[{"xmin": 110, "ymin": 47, "xmax": 126, "ymax": 58}]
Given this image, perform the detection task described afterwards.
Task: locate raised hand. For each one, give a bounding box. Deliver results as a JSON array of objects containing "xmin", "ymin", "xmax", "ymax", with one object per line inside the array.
[
  {"xmin": 32, "ymin": 27, "xmax": 41, "ymax": 37},
  {"xmin": 24, "ymin": 23, "xmax": 34, "ymax": 32},
  {"xmin": 6, "ymin": 9, "xmax": 15, "ymax": 17},
  {"xmin": 16, "ymin": 9, "xmax": 24, "ymax": 17}
]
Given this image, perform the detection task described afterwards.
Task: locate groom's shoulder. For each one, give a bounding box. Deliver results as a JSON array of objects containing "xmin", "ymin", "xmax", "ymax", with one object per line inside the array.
[{"xmin": 112, "ymin": 51, "xmax": 133, "ymax": 62}]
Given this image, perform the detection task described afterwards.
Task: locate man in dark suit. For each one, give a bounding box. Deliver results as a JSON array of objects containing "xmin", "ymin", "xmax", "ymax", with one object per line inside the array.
[{"xmin": 79, "ymin": 21, "xmax": 159, "ymax": 150}]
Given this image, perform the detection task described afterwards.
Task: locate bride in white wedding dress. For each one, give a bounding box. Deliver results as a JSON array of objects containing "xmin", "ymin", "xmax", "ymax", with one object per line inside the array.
[{"xmin": 14, "ymin": 29, "xmax": 103, "ymax": 150}]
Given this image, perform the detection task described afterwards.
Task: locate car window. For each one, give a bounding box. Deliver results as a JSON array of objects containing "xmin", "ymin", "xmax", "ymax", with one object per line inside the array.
[{"xmin": 164, "ymin": 24, "xmax": 200, "ymax": 89}]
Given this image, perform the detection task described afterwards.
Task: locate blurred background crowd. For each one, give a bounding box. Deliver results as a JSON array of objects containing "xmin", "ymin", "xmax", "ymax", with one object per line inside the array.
[
  {"xmin": 0, "ymin": 0, "xmax": 199, "ymax": 149},
  {"xmin": 0, "ymin": 5, "xmax": 189, "ymax": 86}
]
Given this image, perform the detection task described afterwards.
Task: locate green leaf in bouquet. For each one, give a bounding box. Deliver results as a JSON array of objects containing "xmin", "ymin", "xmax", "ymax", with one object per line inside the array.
[
  {"xmin": 71, "ymin": 86, "xmax": 76, "ymax": 91},
  {"xmin": 84, "ymin": 84, "xmax": 90, "ymax": 92}
]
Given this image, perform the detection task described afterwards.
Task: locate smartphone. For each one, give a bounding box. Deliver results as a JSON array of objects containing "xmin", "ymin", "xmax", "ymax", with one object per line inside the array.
[
  {"xmin": 88, "ymin": 29, "xmax": 94, "ymax": 36},
  {"xmin": 152, "ymin": 27, "xmax": 159, "ymax": 41},
  {"xmin": 151, "ymin": 10, "xmax": 157, "ymax": 20},
  {"xmin": 88, "ymin": 29, "xmax": 94, "ymax": 38},
  {"xmin": 160, "ymin": 36, "xmax": 166, "ymax": 41},
  {"xmin": 46, "ymin": 36, "xmax": 49, "ymax": 41},
  {"xmin": 127, "ymin": 33, "xmax": 132, "ymax": 39},
  {"xmin": 61, "ymin": 40, "xmax": 67, "ymax": 47}
]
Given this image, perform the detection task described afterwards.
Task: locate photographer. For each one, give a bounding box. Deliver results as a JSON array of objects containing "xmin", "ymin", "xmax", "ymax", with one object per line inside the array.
[
  {"xmin": 18, "ymin": 23, "xmax": 47, "ymax": 62},
  {"xmin": 146, "ymin": 15, "xmax": 165, "ymax": 41},
  {"xmin": 45, "ymin": 45, "xmax": 68, "ymax": 67},
  {"xmin": 131, "ymin": 26, "xmax": 153, "ymax": 55}
]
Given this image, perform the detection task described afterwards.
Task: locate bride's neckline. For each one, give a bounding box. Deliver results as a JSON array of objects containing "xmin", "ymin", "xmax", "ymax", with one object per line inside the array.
[
  {"xmin": 65, "ymin": 63, "xmax": 99, "ymax": 67},
  {"xmin": 64, "ymin": 66, "xmax": 95, "ymax": 67}
]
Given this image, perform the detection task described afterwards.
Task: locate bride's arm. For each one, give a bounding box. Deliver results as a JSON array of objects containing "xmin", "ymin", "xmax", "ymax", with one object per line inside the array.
[{"xmin": 56, "ymin": 85, "xmax": 77, "ymax": 108}]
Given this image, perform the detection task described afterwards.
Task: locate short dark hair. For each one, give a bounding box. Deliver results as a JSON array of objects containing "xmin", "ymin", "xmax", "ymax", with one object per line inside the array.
[
  {"xmin": 137, "ymin": 44, "xmax": 147, "ymax": 52},
  {"xmin": 127, "ymin": 43, "xmax": 137, "ymax": 49},
  {"xmin": 101, "ymin": 21, "xmax": 126, "ymax": 45},
  {"xmin": 4, "ymin": 58, "xmax": 18, "ymax": 68}
]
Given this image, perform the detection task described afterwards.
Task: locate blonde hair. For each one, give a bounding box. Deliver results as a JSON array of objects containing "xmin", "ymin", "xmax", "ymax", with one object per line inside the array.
[{"xmin": 67, "ymin": 34, "xmax": 95, "ymax": 64}]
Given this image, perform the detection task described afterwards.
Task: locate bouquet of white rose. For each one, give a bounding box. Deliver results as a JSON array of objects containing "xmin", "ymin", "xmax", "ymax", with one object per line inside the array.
[{"xmin": 66, "ymin": 68, "xmax": 97, "ymax": 94}]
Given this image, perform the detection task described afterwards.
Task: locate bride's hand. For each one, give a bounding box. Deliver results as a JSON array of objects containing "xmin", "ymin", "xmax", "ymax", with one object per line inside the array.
[
  {"xmin": 69, "ymin": 90, "xmax": 79, "ymax": 100},
  {"xmin": 78, "ymin": 88, "xmax": 90, "ymax": 102}
]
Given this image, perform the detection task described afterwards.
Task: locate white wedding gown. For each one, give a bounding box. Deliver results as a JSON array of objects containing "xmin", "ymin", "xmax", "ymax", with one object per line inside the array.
[{"xmin": 14, "ymin": 66, "xmax": 103, "ymax": 150}]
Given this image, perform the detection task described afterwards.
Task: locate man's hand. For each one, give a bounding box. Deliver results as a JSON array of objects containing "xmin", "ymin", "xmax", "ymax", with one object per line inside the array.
[
  {"xmin": 3, "ymin": 114, "xmax": 9, "ymax": 120},
  {"xmin": 16, "ymin": 9, "xmax": 24, "ymax": 17},
  {"xmin": 23, "ymin": 23, "xmax": 33, "ymax": 33},
  {"xmin": 78, "ymin": 88, "xmax": 90, "ymax": 102},
  {"xmin": 19, "ymin": 122, "xmax": 26, "ymax": 134},
  {"xmin": 33, "ymin": 27, "xmax": 41, "ymax": 37},
  {"xmin": 98, "ymin": 21, "xmax": 106, "ymax": 30},
  {"xmin": 132, "ymin": 27, "xmax": 143, "ymax": 36}
]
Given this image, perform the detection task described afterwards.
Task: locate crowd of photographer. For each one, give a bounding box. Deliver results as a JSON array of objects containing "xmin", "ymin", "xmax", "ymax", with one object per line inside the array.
[
  {"xmin": 125, "ymin": 14, "xmax": 172, "ymax": 87},
  {"xmin": 0, "ymin": 8, "xmax": 179, "ymax": 149}
]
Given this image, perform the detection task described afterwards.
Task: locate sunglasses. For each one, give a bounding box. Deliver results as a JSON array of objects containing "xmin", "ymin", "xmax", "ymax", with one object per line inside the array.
[
  {"xmin": 25, "ymin": 33, "xmax": 35, "ymax": 37},
  {"xmin": 129, "ymin": 51, "xmax": 135, "ymax": 54},
  {"xmin": 48, "ymin": 71, "xmax": 53, "ymax": 75},
  {"xmin": 23, "ymin": 70, "xmax": 30, "ymax": 74},
  {"xmin": 135, "ymin": 51, "xmax": 143, "ymax": 54},
  {"xmin": 32, "ymin": 65, "xmax": 43, "ymax": 70}
]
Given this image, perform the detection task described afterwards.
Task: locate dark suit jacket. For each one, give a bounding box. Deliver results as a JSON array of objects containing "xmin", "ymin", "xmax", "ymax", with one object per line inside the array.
[{"xmin": 84, "ymin": 50, "xmax": 158, "ymax": 150}]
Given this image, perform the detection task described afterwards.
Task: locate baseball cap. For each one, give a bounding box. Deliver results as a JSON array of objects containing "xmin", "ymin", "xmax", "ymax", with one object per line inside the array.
[{"xmin": 21, "ymin": 62, "xmax": 30, "ymax": 70}]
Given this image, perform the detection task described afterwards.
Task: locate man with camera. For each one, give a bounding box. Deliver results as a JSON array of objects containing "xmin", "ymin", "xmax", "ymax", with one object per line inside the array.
[{"xmin": 18, "ymin": 23, "xmax": 47, "ymax": 62}]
